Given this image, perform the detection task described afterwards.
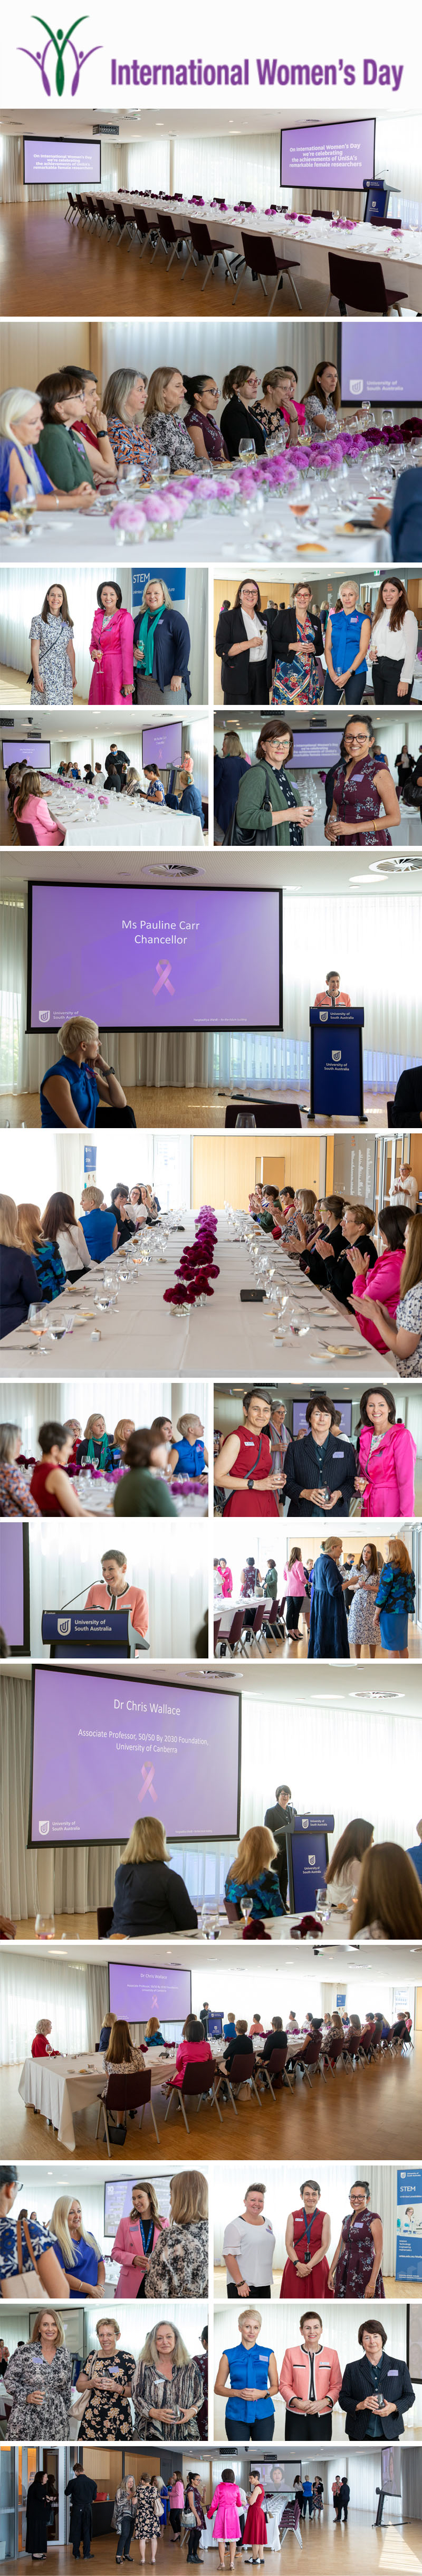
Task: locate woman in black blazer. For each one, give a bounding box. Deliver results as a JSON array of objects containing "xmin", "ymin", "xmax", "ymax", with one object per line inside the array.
[
  {"xmin": 220, "ymin": 366, "xmax": 267, "ymax": 462},
  {"xmin": 284, "ymin": 1390, "xmax": 357, "ymax": 1520},
  {"xmin": 216, "ymin": 581, "xmax": 273, "ymax": 705},
  {"xmin": 339, "ymin": 2322, "xmax": 415, "ymax": 2440},
  {"xmin": 270, "ymin": 583, "xmax": 324, "ymax": 707}
]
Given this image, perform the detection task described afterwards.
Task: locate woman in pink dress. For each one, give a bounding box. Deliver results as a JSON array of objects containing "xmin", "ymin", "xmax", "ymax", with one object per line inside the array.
[
  {"xmin": 354, "ymin": 1389, "xmax": 416, "ymax": 1518},
  {"xmin": 111, "ymin": 2182, "xmax": 168, "ymax": 2298},
  {"xmin": 89, "ymin": 581, "xmax": 135, "ymax": 705},
  {"xmin": 208, "ymin": 2474, "xmax": 243, "ymax": 2570},
  {"xmin": 350, "ymin": 1205, "xmax": 408, "ymax": 1356},
  {"xmin": 243, "ymin": 2476, "xmax": 267, "ymax": 2566},
  {"xmin": 13, "ymin": 768, "xmax": 65, "ymax": 845},
  {"xmin": 281, "ymin": 2180, "xmax": 332, "ymax": 2300}
]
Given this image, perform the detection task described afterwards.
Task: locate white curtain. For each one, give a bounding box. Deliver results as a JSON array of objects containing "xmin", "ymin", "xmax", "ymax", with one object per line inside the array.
[
  {"xmin": 100, "ymin": 318, "xmax": 338, "ymax": 415},
  {"xmin": 237, "ymin": 1694, "xmax": 422, "ymax": 1864},
  {"xmin": 84, "ymin": 2296, "xmax": 206, "ymax": 2365},
  {"xmin": 1, "ymin": 565, "xmax": 207, "ymax": 707},
  {"xmin": 0, "ymin": 1948, "xmax": 107, "ymax": 2061},
  {"xmin": 214, "ymin": 2298, "xmax": 418, "ymax": 2437},
  {"xmin": 214, "ymin": 2156, "xmax": 397, "ymax": 2276},
  {"xmin": 4, "ymin": 1374, "xmax": 204, "ymax": 1447},
  {"xmin": 0, "ymin": 1127, "xmax": 191, "ymax": 1209},
  {"xmin": 25, "ymin": 1520, "xmax": 206, "ymax": 1663},
  {"xmin": 0, "ymin": 134, "xmax": 170, "ymax": 206}
]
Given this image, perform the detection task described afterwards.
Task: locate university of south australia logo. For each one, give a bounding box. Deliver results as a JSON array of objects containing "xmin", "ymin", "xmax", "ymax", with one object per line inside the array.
[{"xmin": 18, "ymin": 15, "xmax": 102, "ymax": 94}]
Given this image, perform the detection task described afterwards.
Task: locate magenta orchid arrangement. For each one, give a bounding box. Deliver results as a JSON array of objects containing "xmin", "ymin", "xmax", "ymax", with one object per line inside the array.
[
  {"xmin": 163, "ymin": 1206, "xmax": 219, "ymax": 1310},
  {"xmin": 109, "ymin": 417, "xmax": 422, "ymax": 545}
]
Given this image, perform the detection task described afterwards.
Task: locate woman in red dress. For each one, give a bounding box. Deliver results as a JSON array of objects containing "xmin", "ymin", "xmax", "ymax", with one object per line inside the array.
[
  {"xmin": 281, "ymin": 2180, "xmax": 332, "ymax": 2299},
  {"xmin": 214, "ymin": 1389, "xmax": 285, "ymax": 1520},
  {"xmin": 243, "ymin": 2474, "xmax": 267, "ymax": 2566}
]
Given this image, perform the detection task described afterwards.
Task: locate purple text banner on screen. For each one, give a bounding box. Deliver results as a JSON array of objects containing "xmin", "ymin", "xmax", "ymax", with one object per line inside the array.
[
  {"xmin": 2, "ymin": 739, "xmax": 51, "ymax": 771},
  {"xmin": 24, "ymin": 139, "xmax": 101, "ymax": 185},
  {"xmin": 341, "ymin": 319, "xmax": 422, "ymax": 404},
  {"xmin": 30, "ymin": 1670, "xmax": 239, "ymax": 1843},
  {"xmin": 109, "ymin": 1961, "xmax": 191, "ymax": 2021},
  {"xmin": 281, "ymin": 118, "xmax": 375, "ymax": 189},
  {"xmin": 291, "ymin": 733, "xmax": 340, "ymax": 767},
  {"xmin": 142, "ymin": 722, "xmax": 183, "ymax": 767},
  {"xmin": 30, "ymin": 886, "xmax": 281, "ymax": 1031},
  {"xmin": 0, "ymin": 1526, "xmax": 24, "ymax": 1647}
]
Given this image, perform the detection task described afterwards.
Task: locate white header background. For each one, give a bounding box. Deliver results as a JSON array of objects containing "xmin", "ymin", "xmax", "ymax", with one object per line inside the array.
[{"xmin": 2, "ymin": 0, "xmax": 420, "ymax": 115}]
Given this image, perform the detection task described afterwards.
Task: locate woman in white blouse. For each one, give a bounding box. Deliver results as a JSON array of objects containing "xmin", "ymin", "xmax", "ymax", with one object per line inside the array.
[
  {"xmin": 222, "ymin": 2182, "xmax": 276, "ymax": 2298},
  {"xmin": 303, "ymin": 360, "xmax": 341, "ymax": 436},
  {"xmin": 41, "ymin": 1190, "xmax": 92, "ymax": 1283},
  {"xmin": 369, "ymin": 578, "xmax": 418, "ymax": 703}
]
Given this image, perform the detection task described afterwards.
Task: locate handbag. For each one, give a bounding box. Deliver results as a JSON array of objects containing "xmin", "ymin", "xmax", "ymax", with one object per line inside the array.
[
  {"xmin": 223, "ymin": 770, "xmax": 277, "ymax": 847},
  {"xmin": 2, "ymin": 2216, "xmax": 43, "ymax": 2299}
]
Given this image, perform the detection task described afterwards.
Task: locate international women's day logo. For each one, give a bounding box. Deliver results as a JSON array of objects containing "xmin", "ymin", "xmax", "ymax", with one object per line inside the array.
[{"xmin": 18, "ymin": 14, "xmax": 102, "ymax": 94}]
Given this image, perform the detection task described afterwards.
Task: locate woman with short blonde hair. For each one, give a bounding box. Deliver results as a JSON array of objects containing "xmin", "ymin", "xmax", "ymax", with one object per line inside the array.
[
  {"xmin": 40, "ymin": 1015, "xmax": 131, "ymax": 1131},
  {"xmin": 168, "ymin": 1412, "xmax": 208, "ymax": 1481},
  {"xmin": 110, "ymin": 1816, "xmax": 198, "ymax": 1939}
]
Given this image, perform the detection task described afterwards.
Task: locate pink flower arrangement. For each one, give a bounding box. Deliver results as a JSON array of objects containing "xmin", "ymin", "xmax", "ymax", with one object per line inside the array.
[
  {"xmin": 108, "ymin": 416, "xmax": 422, "ymax": 548},
  {"xmin": 163, "ymin": 1207, "xmax": 219, "ymax": 1309}
]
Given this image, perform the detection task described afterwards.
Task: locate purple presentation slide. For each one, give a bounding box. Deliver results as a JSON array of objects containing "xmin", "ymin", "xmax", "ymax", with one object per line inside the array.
[
  {"xmin": 28, "ymin": 885, "xmax": 282, "ymax": 1032},
  {"xmin": 30, "ymin": 1668, "xmax": 239, "ymax": 1844},
  {"xmin": 281, "ymin": 118, "xmax": 375, "ymax": 190},
  {"xmin": 2, "ymin": 738, "xmax": 51, "ymax": 772},
  {"xmin": 0, "ymin": 1527, "xmax": 24, "ymax": 1647},
  {"xmin": 109, "ymin": 1960, "xmax": 191, "ymax": 2021},
  {"xmin": 142, "ymin": 722, "xmax": 183, "ymax": 768},
  {"xmin": 292, "ymin": 1397, "xmax": 352, "ymax": 1438},
  {"xmin": 341, "ymin": 319, "xmax": 422, "ymax": 404},
  {"xmin": 104, "ymin": 2176, "xmax": 172, "ymax": 2234},
  {"xmin": 23, "ymin": 138, "xmax": 101, "ymax": 186},
  {"xmin": 292, "ymin": 732, "xmax": 339, "ymax": 768}
]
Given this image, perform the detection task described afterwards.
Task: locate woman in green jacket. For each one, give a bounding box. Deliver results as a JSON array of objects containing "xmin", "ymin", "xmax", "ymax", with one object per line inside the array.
[
  {"xmin": 37, "ymin": 370, "xmax": 96, "ymax": 494},
  {"xmin": 233, "ymin": 719, "xmax": 315, "ymax": 845},
  {"xmin": 113, "ymin": 1426, "xmax": 177, "ymax": 1518}
]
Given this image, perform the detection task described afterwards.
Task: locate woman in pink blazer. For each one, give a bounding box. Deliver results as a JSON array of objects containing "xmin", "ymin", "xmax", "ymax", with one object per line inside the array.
[
  {"xmin": 112, "ymin": 2181, "xmax": 168, "ymax": 2297},
  {"xmin": 355, "ymin": 1389, "xmax": 416, "ymax": 1518},
  {"xmin": 279, "ymin": 2311, "xmax": 342, "ymax": 2440},
  {"xmin": 351, "ymin": 1205, "xmax": 408, "ymax": 1356},
  {"xmin": 89, "ymin": 581, "xmax": 135, "ymax": 705},
  {"xmin": 166, "ymin": 2017, "xmax": 214, "ymax": 2093}
]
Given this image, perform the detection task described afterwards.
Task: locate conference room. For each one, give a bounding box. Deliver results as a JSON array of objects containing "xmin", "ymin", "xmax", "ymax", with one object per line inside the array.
[
  {"xmin": 1, "ymin": 1942, "xmax": 420, "ymax": 2162},
  {"xmin": 213, "ymin": 708, "xmax": 422, "ymax": 850},
  {"xmin": 213, "ymin": 2295, "xmax": 420, "ymax": 2444},
  {"xmin": 1, "ymin": 2446, "xmax": 421, "ymax": 2576},
  {"xmin": 214, "ymin": 2156, "xmax": 422, "ymax": 2298},
  {"xmin": 0, "ymin": 564, "xmax": 208, "ymax": 709},
  {"xmin": 212, "ymin": 1524, "xmax": 421, "ymax": 1662},
  {"xmin": 2, "ymin": 317, "xmax": 421, "ymax": 573},
  {"xmin": 213, "ymin": 569, "xmax": 422, "ymax": 711},
  {"xmin": 1, "ymin": 710, "xmax": 209, "ymax": 851},
  {"xmin": 1, "ymin": 106, "xmax": 421, "ymax": 320},
  {"xmin": 1, "ymin": 879, "xmax": 420, "ymax": 1138},
  {"xmin": 2, "ymin": 1657, "xmax": 422, "ymax": 1944}
]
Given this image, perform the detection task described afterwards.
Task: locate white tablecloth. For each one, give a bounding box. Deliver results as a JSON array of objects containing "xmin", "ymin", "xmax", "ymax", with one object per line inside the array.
[
  {"xmin": 18, "ymin": 2050, "xmax": 106, "ymax": 2151},
  {"xmin": 85, "ymin": 190, "xmax": 422, "ymax": 310},
  {"xmin": 42, "ymin": 783, "xmax": 203, "ymax": 850},
  {"xmin": 1, "ymin": 1214, "xmax": 391, "ymax": 1378},
  {"xmin": 0, "ymin": 459, "xmax": 394, "ymax": 568}
]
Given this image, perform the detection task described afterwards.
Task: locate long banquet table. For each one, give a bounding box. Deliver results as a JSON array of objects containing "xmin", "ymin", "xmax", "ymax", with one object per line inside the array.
[
  {"xmin": 40, "ymin": 778, "xmax": 203, "ymax": 850},
  {"xmin": 79, "ymin": 188, "xmax": 422, "ymax": 313},
  {"xmin": 0, "ymin": 455, "xmax": 396, "ymax": 568},
  {"xmin": 18, "ymin": 2027, "xmax": 308, "ymax": 2149},
  {"xmin": 1, "ymin": 1213, "xmax": 392, "ymax": 1380}
]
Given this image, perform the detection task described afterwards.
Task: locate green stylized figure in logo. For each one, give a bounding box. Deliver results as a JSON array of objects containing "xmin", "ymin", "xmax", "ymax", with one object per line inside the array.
[{"xmin": 18, "ymin": 16, "xmax": 101, "ymax": 95}]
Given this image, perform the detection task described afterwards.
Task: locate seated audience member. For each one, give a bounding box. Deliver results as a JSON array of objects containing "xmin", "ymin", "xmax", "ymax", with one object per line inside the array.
[
  {"xmin": 225, "ymin": 1826, "xmax": 286, "ymax": 1921},
  {"xmin": 166, "ymin": 756, "xmax": 204, "ymax": 826},
  {"xmin": 253, "ymin": 363, "xmax": 305, "ymax": 446},
  {"xmin": 85, "ymin": 1549, "xmax": 149, "ymax": 1637},
  {"xmin": 16, "ymin": 1203, "xmax": 66, "ymax": 1302},
  {"xmin": 0, "ymin": 385, "xmax": 94, "ymax": 513},
  {"xmin": 76, "ymin": 1413, "xmax": 115, "ymax": 1470},
  {"xmin": 339, "ymin": 2320, "xmax": 415, "ymax": 2439},
  {"xmin": 393, "ymin": 1063, "xmax": 422, "ymax": 1126},
  {"xmin": 284, "ymin": 1390, "xmax": 357, "ymax": 1519},
  {"xmin": 407, "ymin": 1820, "xmax": 422, "ymax": 1886},
  {"xmin": 350, "ymin": 1204, "xmax": 408, "ymax": 1351},
  {"xmin": 30, "ymin": 1421, "xmax": 94, "ymax": 1516},
  {"xmin": 79, "ymin": 1187, "xmax": 119, "ymax": 1258},
  {"xmin": 101, "ymin": 2019, "xmax": 148, "ymax": 2134},
  {"xmin": 223, "ymin": 2022, "xmax": 255, "ymax": 2090},
  {"xmin": 310, "ymin": 1202, "xmax": 377, "ymax": 1308},
  {"xmin": 113, "ymin": 1428, "xmax": 177, "ymax": 1517},
  {"xmin": 40, "ymin": 1191, "xmax": 93, "ymax": 1283},
  {"xmin": 373, "ymin": 464, "xmax": 422, "ymax": 565},
  {"xmin": 325, "ymin": 1818, "xmax": 374, "ymax": 1915},
  {"xmin": 111, "ymin": 1816, "xmax": 198, "ymax": 1936},
  {"xmin": 351, "ymin": 1843, "xmax": 422, "ymax": 1941},
  {"xmin": 146, "ymin": 2170, "xmax": 208, "ymax": 2297},
  {"xmin": 353, "ymin": 1209, "xmax": 422, "ymax": 1379},
  {"xmin": 303, "ymin": 360, "xmax": 341, "ymax": 435},
  {"xmin": 168, "ymin": 1414, "xmax": 208, "ymax": 1478},
  {"xmin": 36, "ymin": 370, "xmax": 99, "ymax": 492},
  {"xmin": 308, "ymin": 1537, "xmax": 350, "ymax": 1659},
  {"xmin": 0, "ymin": 2165, "xmax": 70, "ymax": 2298},
  {"xmin": 143, "ymin": 366, "xmax": 201, "ymax": 475},
  {"xmin": 112, "ymin": 1417, "xmax": 135, "ymax": 1462},
  {"xmin": 31, "ymin": 2017, "xmax": 59, "ymax": 2057},
  {"xmin": 49, "ymin": 2194, "xmax": 105, "ymax": 2296},
  {"xmin": 280, "ymin": 2308, "xmax": 342, "ymax": 2440},
  {"xmin": 142, "ymin": 763, "xmax": 166, "ymax": 805},
  {"xmin": 110, "ymin": 1184, "xmax": 137, "ymax": 1247},
  {"xmin": 184, "ymin": 372, "xmax": 228, "ymax": 465},
  {"xmin": 102, "ymin": 368, "xmax": 154, "ymax": 480},
  {"xmin": 220, "ymin": 366, "xmax": 267, "ymax": 462},
  {"xmin": 0, "ymin": 1421, "xmax": 40, "ymax": 1515},
  {"xmin": 166, "ymin": 2015, "xmax": 214, "ymax": 2093},
  {"xmin": 0, "ymin": 1195, "xmax": 41, "ymax": 1342},
  {"xmin": 13, "ymin": 767, "xmax": 65, "ymax": 847},
  {"xmin": 40, "ymin": 1020, "xmax": 134, "ymax": 1130}
]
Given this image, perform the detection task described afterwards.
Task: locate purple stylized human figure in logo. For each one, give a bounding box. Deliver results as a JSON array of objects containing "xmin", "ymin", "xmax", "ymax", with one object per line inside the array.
[{"xmin": 18, "ymin": 15, "xmax": 101, "ymax": 95}]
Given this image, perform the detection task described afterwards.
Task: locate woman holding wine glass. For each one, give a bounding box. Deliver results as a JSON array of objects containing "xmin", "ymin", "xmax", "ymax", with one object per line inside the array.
[
  {"xmin": 325, "ymin": 717, "xmax": 400, "ymax": 845},
  {"xmin": 231, "ymin": 720, "xmax": 314, "ymax": 845}
]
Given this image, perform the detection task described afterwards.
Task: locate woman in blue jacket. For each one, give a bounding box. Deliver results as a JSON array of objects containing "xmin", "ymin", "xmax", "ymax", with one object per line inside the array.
[
  {"xmin": 214, "ymin": 734, "xmax": 249, "ymax": 840},
  {"xmin": 133, "ymin": 577, "xmax": 191, "ymax": 703},
  {"xmin": 308, "ymin": 1538, "xmax": 350, "ymax": 1659}
]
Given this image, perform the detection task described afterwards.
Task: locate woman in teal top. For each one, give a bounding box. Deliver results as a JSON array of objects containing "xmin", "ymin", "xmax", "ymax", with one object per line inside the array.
[
  {"xmin": 231, "ymin": 722, "xmax": 314, "ymax": 846},
  {"xmin": 41, "ymin": 1057, "xmax": 99, "ymax": 1127},
  {"xmin": 323, "ymin": 583, "xmax": 371, "ymax": 705},
  {"xmin": 215, "ymin": 2311, "xmax": 279, "ymax": 2441}
]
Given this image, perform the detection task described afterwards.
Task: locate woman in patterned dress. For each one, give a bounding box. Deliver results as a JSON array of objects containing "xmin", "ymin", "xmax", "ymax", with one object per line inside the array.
[
  {"xmin": 271, "ymin": 584, "xmax": 324, "ymax": 707},
  {"xmin": 325, "ymin": 715, "xmax": 400, "ymax": 846},
  {"xmin": 76, "ymin": 2316, "xmax": 135, "ymax": 2438},
  {"xmin": 146, "ymin": 2170, "xmax": 208, "ymax": 2297},
  {"xmin": 132, "ymin": 2322, "xmax": 204, "ymax": 2440},
  {"xmin": 0, "ymin": 2166, "xmax": 66, "ymax": 2297},
  {"xmin": 134, "ymin": 2478, "xmax": 161, "ymax": 2563},
  {"xmin": 30, "ymin": 585, "xmax": 75, "ymax": 705},
  {"xmin": 328, "ymin": 2181, "xmax": 385, "ymax": 2298},
  {"xmin": 102, "ymin": 368, "xmax": 154, "ymax": 483},
  {"xmin": 347, "ymin": 1545, "xmax": 380, "ymax": 1656},
  {"xmin": 4, "ymin": 2312, "xmax": 72, "ymax": 2438}
]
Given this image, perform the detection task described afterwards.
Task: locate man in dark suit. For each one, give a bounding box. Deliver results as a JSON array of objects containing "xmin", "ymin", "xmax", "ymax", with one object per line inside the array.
[
  {"xmin": 264, "ymin": 1784, "xmax": 297, "ymax": 1907},
  {"xmin": 65, "ymin": 2469, "xmax": 98, "ymax": 2560},
  {"xmin": 339, "ymin": 2321, "xmax": 415, "ymax": 2440},
  {"xmin": 339, "ymin": 2481, "xmax": 350, "ymax": 2522}
]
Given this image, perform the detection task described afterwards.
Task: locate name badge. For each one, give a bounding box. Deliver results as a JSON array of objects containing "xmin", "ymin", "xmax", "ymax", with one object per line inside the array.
[
  {"xmin": 333, "ymin": 1451, "xmax": 344, "ymax": 1460},
  {"xmin": 387, "ymin": 2369, "xmax": 399, "ymax": 2377}
]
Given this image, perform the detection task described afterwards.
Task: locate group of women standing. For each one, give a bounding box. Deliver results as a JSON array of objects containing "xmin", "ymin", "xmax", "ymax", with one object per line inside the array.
[
  {"xmin": 220, "ymin": 2175, "xmax": 385, "ymax": 2301},
  {"xmin": 2, "ymin": 2313, "xmax": 206, "ymax": 2443},
  {"xmin": 216, "ymin": 576, "xmax": 419, "ymax": 709},
  {"xmin": 214, "ymin": 713, "xmax": 401, "ymax": 847},
  {"xmin": 28, "ymin": 576, "xmax": 192, "ymax": 708}
]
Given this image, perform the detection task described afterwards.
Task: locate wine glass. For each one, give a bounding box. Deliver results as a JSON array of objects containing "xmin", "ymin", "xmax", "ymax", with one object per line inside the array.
[
  {"xmin": 290, "ymin": 1312, "xmax": 310, "ymax": 1339},
  {"xmin": 314, "ymin": 1887, "xmax": 331, "ymax": 1926},
  {"xmin": 240, "ymin": 1895, "xmax": 254, "ymax": 1926},
  {"xmin": 288, "ymin": 480, "xmax": 311, "ymax": 522},
  {"xmin": 238, "ymin": 437, "xmax": 256, "ymax": 463},
  {"xmin": 35, "ymin": 1914, "xmax": 55, "ymax": 1940}
]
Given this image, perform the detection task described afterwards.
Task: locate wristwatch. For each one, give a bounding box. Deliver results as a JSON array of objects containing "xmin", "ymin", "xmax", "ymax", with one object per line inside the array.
[{"xmin": 247, "ymin": 1477, "xmax": 254, "ymax": 1490}]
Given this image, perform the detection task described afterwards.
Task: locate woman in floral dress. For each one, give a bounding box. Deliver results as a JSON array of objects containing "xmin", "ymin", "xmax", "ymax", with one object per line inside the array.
[
  {"xmin": 76, "ymin": 2316, "xmax": 135, "ymax": 2437},
  {"xmin": 30, "ymin": 585, "xmax": 75, "ymax": 705},
  {"xmin": 4, "ymin": 2312, "xmax": 72, "ymax": 2437},
  {"xmin": 271, "ymin": 584, "xmax": 323, "ymax": 707},
  {"xmin": 135, "ymin": 2478, "xmax": 161, "ymax": 2563},
  {"xmin": 146, "ymin": 2170, "xmax": 208, "ymax": 2297},
  {"xmin": 347, "ymin": 1544, "xmax": 380, "ymax": 1656},
  {"xmin": 328, "ymin": 2181, "xmax": 385, "ymax": 2298},
  {"xmin": 132, "ymin": 2322, "xmax": 203, "ymax": 2440}
]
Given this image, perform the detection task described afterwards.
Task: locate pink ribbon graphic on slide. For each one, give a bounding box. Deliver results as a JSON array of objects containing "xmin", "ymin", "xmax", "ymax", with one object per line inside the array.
[
  {"xmin": 153, "ymin": 957, "xmax": 175, "ymax": 997},
  {"xmin": 139, "ymin": 1763, "xmax": 157, "ymax": 1806}
]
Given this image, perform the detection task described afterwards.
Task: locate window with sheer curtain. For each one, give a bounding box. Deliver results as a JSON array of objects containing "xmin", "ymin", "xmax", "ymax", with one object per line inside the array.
[
  {"xmin": 4, "ymin": 1375, "xmax": 204, "ymax": 1448},
  {"xmin": 1, "ymin": 1124, "xmax": 191, "ymax": 1208},
  {"xmin": 0, "ymin": 1948, "xmax": 94, "ymax": 2061},
  {"xmin": 100, "ymin": 318, "xmax": 336, "ymax": 413},
  {"xmin": 237, "ymin": 1694, "xmax": 421, "ymax": 1862}
]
